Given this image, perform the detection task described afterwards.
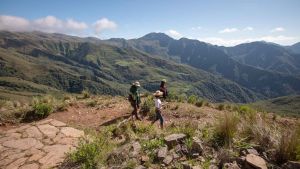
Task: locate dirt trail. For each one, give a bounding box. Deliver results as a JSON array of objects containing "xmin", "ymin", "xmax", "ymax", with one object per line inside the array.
[{"xmin": 47, "ymin": 100, "xmax": 132, "ymax": 129}]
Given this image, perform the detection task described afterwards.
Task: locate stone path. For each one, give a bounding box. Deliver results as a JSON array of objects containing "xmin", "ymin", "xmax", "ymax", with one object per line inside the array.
[{"xmin": 0, "ymin": 119, "xmax": 84, "ymax": 169}]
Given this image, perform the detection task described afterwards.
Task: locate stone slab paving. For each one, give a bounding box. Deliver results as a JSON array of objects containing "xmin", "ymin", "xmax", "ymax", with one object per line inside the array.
[{"xmin": 0, "ymin": 119, "xmax": 84, "ymax": 169}]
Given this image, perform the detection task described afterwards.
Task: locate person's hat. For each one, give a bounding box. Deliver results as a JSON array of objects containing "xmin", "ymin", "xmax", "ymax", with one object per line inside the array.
[
  {"xmin": 133, "ymin": 81, "xmax": 140, "ymax": 87},
  {"xmin": 153, "ymin": 90, "xmax": 163, "ymax": 97},
  {"xmin": 161, "ymin": 79, "xmax": 167, "ymax": 83}
]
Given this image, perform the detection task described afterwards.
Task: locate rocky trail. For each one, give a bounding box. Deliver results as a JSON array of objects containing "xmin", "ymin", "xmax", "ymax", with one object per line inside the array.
[{"xmin": 0, "ymin": 119, "xmax": 84, "ymax": 169}]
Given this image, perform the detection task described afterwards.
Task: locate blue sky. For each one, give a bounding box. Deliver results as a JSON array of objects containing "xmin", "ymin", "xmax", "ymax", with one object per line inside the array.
[{"xmin": 0, "ymin": 0, "xmax": 299, "ymax": 46}]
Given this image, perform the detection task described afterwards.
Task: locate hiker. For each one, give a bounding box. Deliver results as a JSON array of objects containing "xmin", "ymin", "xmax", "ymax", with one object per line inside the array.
[
  {"xmin": 129, "ymin": 81, "xmax": 141, "ymax": 121},
  {"xmin": 151, "ymin": 90, "xmax": 164, "ymax": 129},
  {"xmin": 159, "ymin": 79, "xmax": 168, "ymax": 99}
]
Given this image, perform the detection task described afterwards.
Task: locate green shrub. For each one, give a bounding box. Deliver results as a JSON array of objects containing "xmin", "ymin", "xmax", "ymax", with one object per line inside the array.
[
  {"xmin": 217, "ymin": 104, "xmax": 225, "ymax": 110},
  {"xmin": 140, "ymin": 96, "xmax": 155, "ymax": 118},
  {"xmin": 124, "ymin": 160, "xmax": 137, "ymax": 169},
  {"xmin": 56, "ymin": 102, "xmax": 67, "ymax": 112},
  {"xmin": 82, "ymin": 90, "xmax": 90, "ymax": 99},
  {"xmin": 140, "ymin": 96, "xmax": 154, "ymax": 113},
  {"xmin": 195, "ymin": 100, "xmax": 205, "ymax": 107},
  {"xmin": 134, "ymin": 122, "xmax": 156, "ymax": 136},
  {"xmin": 188, "ymin": 95, "xmax": 198, "ymax": 104},
  {"xmin": 33, "ymin": 103, "xmax": 52, "ymax": 118},
  {"xmin": 70, "ymin": 131, "xmax": 115, "ymax": 169},
  {"xmin": 184, "ymin": 137, "xmax": 193, "ymax": 151},
  {"xmin": 167, "ymin": 122, "xmax": 198, "ymax": 138},
  {"xmin": 86, "ymin": 100, "xmax": 97, "ymax": 107},
  {"xmin": 238, "ymin": 105, "xmax": 253, "ymax": 114},
  {"xmin": 141, "ymin": 138, "xmax": 165, "ymax": 152}
]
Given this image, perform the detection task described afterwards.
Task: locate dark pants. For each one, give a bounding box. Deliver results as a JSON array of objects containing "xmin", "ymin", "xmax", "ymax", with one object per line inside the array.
[
  {"xmin": 131, "ymin": 102, "xmax": 140, "ymax": 120},
  {"xmin": 153, "ymin": 109, "xmax": 164, "ymax": 125}
]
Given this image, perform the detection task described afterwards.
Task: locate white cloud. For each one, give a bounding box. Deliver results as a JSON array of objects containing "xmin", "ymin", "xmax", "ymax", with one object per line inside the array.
[
  {"xmin": 0, "ymin": 15, "xmax": 30, "ymax": 31},
  {"xmin": 93, "ymin": 18, "xmax": 117, "ymax": 34},
  {"xmin": 270, "ymin": 27, "xmax": 285, "ymax": 33},
  {"xmin": 243, "ymin": 27, "xmax": 253, "ymax": 31},
  {"xmin": 0, "ymin": 15, "xmax": 88, "ymax": 34},
  {"xmin": 165, "ymin": 29, "xmax": 182, "ymax": 39},
  {"xmin": 191, "ymin": 26, "xmax": 202, "ymax": 30},
  {"xmin": 219, "ymin": 28, "xmax": 239, "ymax": 33},
  {"xmin": 198, "ymin": 35, "xmax": 297, "ymax": 46}
]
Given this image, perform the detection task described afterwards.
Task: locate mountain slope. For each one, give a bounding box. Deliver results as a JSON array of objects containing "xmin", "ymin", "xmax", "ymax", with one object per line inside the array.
[
  {"xmin": 250, "ymin": 95, "xmax": 300, "ymax": 116},
  {"xmin": 113, "ymin": 33, "xmax": 300, "ymax": 98},
  {"xmin": 287, "ymin": 42, "xmax": 300, "ymax": 54},
  {"xmin": 0, "ymin": 31, "xmax": 260, "ymax": 102},
  {"xmin": 223, "ymin": 41, "xmax": 300, "ymax": 75}
]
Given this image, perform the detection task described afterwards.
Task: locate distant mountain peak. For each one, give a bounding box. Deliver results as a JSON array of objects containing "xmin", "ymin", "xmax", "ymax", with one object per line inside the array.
[{"xmin": 140, "ymin": 32, "xmax": 173, "ymax": 41}]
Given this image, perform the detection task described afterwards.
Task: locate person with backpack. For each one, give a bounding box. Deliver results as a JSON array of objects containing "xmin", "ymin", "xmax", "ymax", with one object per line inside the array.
[
  {"xmin": 159, "ymin": 79, "xmax": 168, "ymax": 100},
  {"xmin": 151, "ymin": 90, "xmax": 164, "ymax": 129},
  {"xmin": 129, "ymin": 81, "xmax": 141, "ymax": 121}
]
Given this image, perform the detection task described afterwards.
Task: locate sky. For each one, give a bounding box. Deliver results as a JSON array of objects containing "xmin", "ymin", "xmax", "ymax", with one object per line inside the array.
[{"xmin": 0, "ymin": 0, "xmax": 299, "ymax": 46}]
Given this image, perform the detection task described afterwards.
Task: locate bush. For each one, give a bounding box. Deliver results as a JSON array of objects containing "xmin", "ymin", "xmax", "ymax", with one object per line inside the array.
[
  {"xmin": 140, "ymin": 96, "xmax": 155, "ymax": 118},
  {"xmin": 86, "ymin": 100, "xmax": 97, "ymax": 107},
  {"xmin": 188, "ymin": 95, "xmax": 198, "ymax": 104},
  {"xmin": 167, "ymin": 122, "xmax": 198, "ymax": 138},
  {"xmin": 82, "ymin": 90, "xmax": 90, "ymax": 99},
  {"xmin": 33, "ymin": 103, "xmax": 52, "ymax": 118},
  {"xmin": 70, "ymin": 130, "xmax": 115, "ymax": 169},
  {"xmin": 141, "ymin": 138, "xmax": 165, "ymax": 152},
  {"xmin": 184, "ymin": 137, "xmax": 193, "ymax": 151},
  {"xmin": 275, "ymin": 126, "xmax": 300, "ymax": 164},
  {"xmin": 195, "ymin": 100, "xmax": 205, "ymax": 107},
  {"xmin": 56, "ymin": 102, "xmax": 68, "ymax": 112},
  {"xmin": 217, "ymin": 104, "xmax": 225, "ymax": 110},
  {"xmin": 213, "ymin": 112, "xmax": 239, "ymax": 148}
]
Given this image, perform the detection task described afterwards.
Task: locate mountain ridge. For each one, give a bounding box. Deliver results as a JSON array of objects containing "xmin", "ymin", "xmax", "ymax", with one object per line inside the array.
[{"xmin": 0, "ymin": 31, "xmax": 262, "ymax": 103}]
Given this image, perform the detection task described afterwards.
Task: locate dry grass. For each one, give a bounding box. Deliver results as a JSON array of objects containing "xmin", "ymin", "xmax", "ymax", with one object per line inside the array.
[{"xmin": 275, "ymin": 125, "xmax": 300, "ymax": 164}]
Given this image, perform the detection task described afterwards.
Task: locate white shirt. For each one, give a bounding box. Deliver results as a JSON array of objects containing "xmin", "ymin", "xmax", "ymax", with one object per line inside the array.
[{"xmin": 155, "ymin": 98, "xmax": 162, "ymax": 109}]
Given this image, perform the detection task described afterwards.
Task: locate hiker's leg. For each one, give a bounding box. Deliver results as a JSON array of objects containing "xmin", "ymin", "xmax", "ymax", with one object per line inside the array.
[
  {"xmin": 151, "ymin": 110, "xmax": 159, "ymax": 124},
  {"xmin": 135, "ymin": 104, "xmax": 141, "ymax": 120},
  {"xmin": 158, "ymin": 111, "xmax": 164, "ymax": 129},
  {"xmin": 131, "ymin": 102, "xmax": 136, "ymax": 121}
]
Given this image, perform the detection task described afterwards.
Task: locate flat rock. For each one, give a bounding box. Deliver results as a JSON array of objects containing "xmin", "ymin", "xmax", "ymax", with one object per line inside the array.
[
  {"xmin": 25, "ymin": 126, "xmax": 43, "ymax": 139},
  {"xmin": 182, "ymin": 162, "xmax": 192, "ymax": 169},
  {"xmin": 0, "ymin": 152, "xmax": 26, "ymax": 166},
  {"xmin": 19, "ymin": 163, "xmax": 40, "ymax": 169},
  {"xmin": 163, "ymin": 155, "xmax": 173, "ymax": 165},
  {"xmin": 245, "ymin": 154, "xmax": 267, "ymax": 169},
  {"xmin": 36, "ymin": 119, "xmax": 53, "ymax": 125},
  {"xmin": 6, "ymin": 157, "xmax": 27, "ymax": 169},
  {"xmin": 3, "ymin": 138, "xmax": 43, "ymax": 150},
  {"xmin": 282, "ymin": 161, "xmax": 300, "ymax": 169},
  {"xmin": 209, "ymin": 165, "xmax": 218, "ymax": 169},
  {"xmin": 60, "ymin": 127, "xmax": 84, "ymax": 138},
  {"xmin": 246, "ymin": 148, "xmax": 259, "ymax": 156},
  {"xmin": 132, "ymin": 141, "xmax": 141, "ymax": 156},
  {"xmin": 223, "ymin": 161, "xmax": 240, "ymax": 169},
  {"xmin": 39, "ymin": 144, "xmax": 75, "ymax": 168},
  {"xmin": 50, "ymin": 119, "xmax": 67, "ymax": 127},
  {"xmin": 191, "ymin": 137, "xmax": 203, "ymax": 154},
  {"xmin": 38, "ymin": 124, "xmax": 59, "ymax": 138},
  {"xmin": 141, "ymin": 155, "xmax": 149, "ymax": 163},
  {"xmin": 157, "ymin": 146, "xmax": 168, "ymax": 160},
  {"xmin": 164, "ymin": 133, "xmax": 186, "ymax": 148},
  {"xmin": 135, "ymin": 165, "xmax": 146, "ymax": 169}
]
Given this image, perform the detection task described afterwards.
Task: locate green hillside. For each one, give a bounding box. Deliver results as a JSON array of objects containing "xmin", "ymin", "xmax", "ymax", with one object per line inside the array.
[
  {"xmin": 104, "ymin": 33, "xmax": 300, "ymax": 98},
  {"xmin": 0, "ymin": 31, "xmax": 260, "ymax": 102},
  {"xmin": 250, "ymin": 95, "xmax": 300, "ymax": 116}
]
